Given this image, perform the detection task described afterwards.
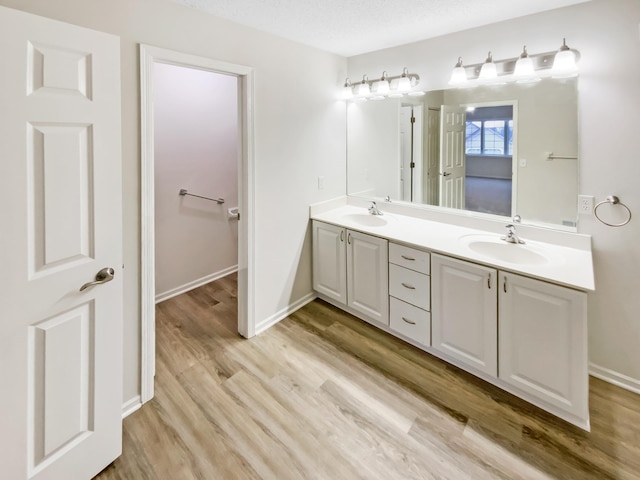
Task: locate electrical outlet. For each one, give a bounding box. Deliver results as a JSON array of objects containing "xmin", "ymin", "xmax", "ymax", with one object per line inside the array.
[
  {"xmin": 578, "ymin": 195, "xmax": 594, "ymax": 215},
  {"xmin": 317, "ymin": 176, "xmax": 325, "ymax": 190}
]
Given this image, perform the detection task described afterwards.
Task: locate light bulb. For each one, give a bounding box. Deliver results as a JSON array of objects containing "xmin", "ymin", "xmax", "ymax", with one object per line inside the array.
[
  {"xmin": 552, "ymin": 38, "xmax": 578, "ymax": 78},
  {"xmin": 479, "ymin": 52, "xmax": 497, "ymax": 81},
  {"xmin": 397, "ymin": 67, "xmax": 412, "ymax": 92},
  {"xmin": 513, "ymin": 46, "xmax": 540, "ymax": 83},
  {"xmin": 341, "ymin": 78, "xmax": 353, "ymax": 99},
  {"xmin": 448, "ymin": 57, "xmax": 467, "ymax": 86},
  {"xmin": 373, "ymin": 72, "xmax": 390, "ymax": 95},
  {"xmin": 355, "ymin": 75, "xmax": 370, "ymax": 96}
]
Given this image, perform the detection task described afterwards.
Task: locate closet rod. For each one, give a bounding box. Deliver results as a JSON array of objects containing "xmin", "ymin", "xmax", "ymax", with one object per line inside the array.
[{"xmin": 179, "ymin": 188, "xmax": 224, "ymax": 204}]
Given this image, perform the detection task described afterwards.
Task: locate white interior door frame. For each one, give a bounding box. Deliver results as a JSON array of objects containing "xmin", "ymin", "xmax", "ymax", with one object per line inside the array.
[{"xmin": 139, "ymin": 44, "xmax": 255, "ymax": 403}]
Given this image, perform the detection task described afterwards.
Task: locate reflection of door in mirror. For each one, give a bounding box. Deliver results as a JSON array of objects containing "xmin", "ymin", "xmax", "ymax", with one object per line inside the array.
[
  {"xmin": 463, "ymin": 104, "xmax": 514, "ymax": 217},
  {"xmin": 439, "ymin": 106, "xmax": 466, "ymax": 209},
  {"xmin": 425, "ymin": 108, "xmax": 441, "ymax": 206},
  {"xmin": 399, "ymin": 105, "xmax": 423, "ymax": 203}
]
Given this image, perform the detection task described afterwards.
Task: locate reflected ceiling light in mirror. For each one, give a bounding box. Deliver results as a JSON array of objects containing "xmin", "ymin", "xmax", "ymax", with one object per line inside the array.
[
  {"xmin": 448, "ymin": 57, "xmax": 468, "ymax": 86},
  {"xmin": 341, "ymin": 78, "xmax": 353, "ymax": 99},
  {"xmin": 551, "ymin": 38, "xmax": 578, "ymax": 78},
  {"xmin": 373, "ymin": 71, "xmax": 390, "ymax": 95},
  {"xmin": 355, "ymin": 75, "xmax": 370, "ymax": 96},
  {"xmin": 513, "ymin": 46, "xmax": 541, "ymax": 83}
]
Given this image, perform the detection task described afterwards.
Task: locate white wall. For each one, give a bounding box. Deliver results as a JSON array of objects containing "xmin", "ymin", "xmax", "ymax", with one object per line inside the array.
[
  {"xmin": 153, "ymin": 63, "xmax": 238, "ymax": 299},
  {"xmin": 0, "ymin": 0, "xmax": 347, "ymax": 405},
  {"xmin": 347, "ymin": 0, "xmax": 640, "ymax": 390}
]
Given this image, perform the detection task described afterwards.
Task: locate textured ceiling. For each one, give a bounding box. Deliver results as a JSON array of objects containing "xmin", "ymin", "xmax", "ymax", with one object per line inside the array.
[{"xmin": 171, "ymin": 0, "xmax": 590, "ymax": 57}]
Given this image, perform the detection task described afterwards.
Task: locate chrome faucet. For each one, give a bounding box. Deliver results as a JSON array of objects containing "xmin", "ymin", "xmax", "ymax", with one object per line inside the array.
[
  {"xmin": 502, "ymin": 224, "xmax": 525, "ymax": 244},
  {"xmin": 368, "ymin": 201, "xmax": 383, "ymax": 215}
]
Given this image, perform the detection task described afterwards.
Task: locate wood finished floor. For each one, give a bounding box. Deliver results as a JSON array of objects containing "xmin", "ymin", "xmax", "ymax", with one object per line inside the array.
[{"xmin": 96, "ymin": 273, "xmax": 640, "ymax": 479}]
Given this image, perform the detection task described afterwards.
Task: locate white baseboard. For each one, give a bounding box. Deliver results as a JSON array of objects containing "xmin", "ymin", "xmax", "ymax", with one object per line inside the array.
[
  {"xmin": 155, "ymin": 266, "xmax": 238, "ymax": 304},
  {"xmin": 122, "ymin": 395, "xmax": 142, "ymax": 419},
  {"xmin": 254, "ymin": 293, "xmax": 317, "ymax": 335},
  {"xmin": 589, "ymin": 363, "xmax": 640, "ymax": 395}
]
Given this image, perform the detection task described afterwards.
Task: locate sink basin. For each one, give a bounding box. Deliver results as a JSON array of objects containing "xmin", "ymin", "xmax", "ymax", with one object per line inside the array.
[
  {"xmin": 459, "ymin": 234, "xmax": 556, "ymax": 266},
  {"xmin": 340, "ymin": 213, "xmax": 390, "ymax": 227}
]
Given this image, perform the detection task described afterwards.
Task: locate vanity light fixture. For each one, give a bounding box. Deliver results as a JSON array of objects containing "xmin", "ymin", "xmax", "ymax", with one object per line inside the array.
[
  {"xmin": 551, "ymin": 38, "xmax": 578, "ymax": 78},
  {"xmin": 513, "ymin": 46, "xmax": 541, "ymax": 83},
  {"xmin": 341, "ymin": 78, "xmax": 353, "ymax": 99},
  {"xmin": 448, "ymin": 39, "xmax": 579, "ymax": 88},
  {"xmin": 339, "ymin": 67, "xmax": 421, "ymax": 101},
  {"xmin": 355, "ymin": 75, "xmax": 371, "ymax": 96},
  {"xmin": 448, "ymin": 57, "xmax": 468, "ymax": 86}
]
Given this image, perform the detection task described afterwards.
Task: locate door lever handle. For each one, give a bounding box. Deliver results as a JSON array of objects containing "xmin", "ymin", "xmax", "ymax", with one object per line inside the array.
[{"xmin": 80, "ymin": 267, "xmax": 115, "ymax": 292}]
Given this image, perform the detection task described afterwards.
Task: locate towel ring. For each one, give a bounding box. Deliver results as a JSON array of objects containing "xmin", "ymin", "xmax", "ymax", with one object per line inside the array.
[{"xmin": 593, "ymin": 195, "xmax": 632, "ymax": 227}]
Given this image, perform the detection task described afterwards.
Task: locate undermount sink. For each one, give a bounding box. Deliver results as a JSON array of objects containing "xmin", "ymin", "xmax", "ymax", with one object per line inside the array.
[
  {"xmin": 459, "ymin": 234, "xmax": 557, "ymax": 266},
  {"xmin": 340, "ymin": 213, "xmax": 391, "ymax": 227}
]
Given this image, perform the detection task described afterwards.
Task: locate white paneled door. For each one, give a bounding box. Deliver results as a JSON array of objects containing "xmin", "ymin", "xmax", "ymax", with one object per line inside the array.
[
  {"xmin": 439, "ymin": 106, "xmax": 466, "ymax": 209},
  {"xmin": 0, "ymin": 6, "xmax": 123, "ymax": 480}
]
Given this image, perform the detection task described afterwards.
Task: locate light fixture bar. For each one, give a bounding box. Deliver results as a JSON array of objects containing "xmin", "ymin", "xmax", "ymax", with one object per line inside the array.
[
  {"xmin": 460, "ymin": 49, "xmax": 580, "ymax": 80},
  {"xmin": 340, "ymin": 68, "xmax": 421, "ymax": 101}
]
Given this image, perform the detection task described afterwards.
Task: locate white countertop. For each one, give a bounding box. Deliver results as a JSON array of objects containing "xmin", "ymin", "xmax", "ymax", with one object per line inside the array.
[{"xmin": 311, "ymin": 205, "xmax": 595, "ymax": 291}]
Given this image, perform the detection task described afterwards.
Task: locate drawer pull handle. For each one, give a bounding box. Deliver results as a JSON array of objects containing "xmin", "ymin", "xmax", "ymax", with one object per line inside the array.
[
  {"xmin": 401, "ymin": 282, "xmax": 416, "ymax": 290},
  {"xmin": 401, "ymin": 255, "xmax": 416, "ymax": 261},
  {"xmin": 402, "ymin": 317, "xmax": 416, "ymax": 325}
]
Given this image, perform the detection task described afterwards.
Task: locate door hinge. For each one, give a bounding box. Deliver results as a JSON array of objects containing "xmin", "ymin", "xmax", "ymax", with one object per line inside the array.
[
  {"xmin": 411, "ymin": 116, "xmax": 416, "ymax": 124},
  {"xmin": 410, "ymin": 162, "xmax": 415, "ymax": 168}
]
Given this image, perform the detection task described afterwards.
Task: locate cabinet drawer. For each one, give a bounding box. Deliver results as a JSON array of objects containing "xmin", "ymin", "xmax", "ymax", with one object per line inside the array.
[
  {"xmin": 389, "ymin": 263, "xmax": 430, "ymax": 310},
  {"xmin": 390, "ymin": 297, "xmax": 431, "ymax": 346},
  {"xmin": 389, "ymin": 243, "xmax": 430, "ymax": 274}
]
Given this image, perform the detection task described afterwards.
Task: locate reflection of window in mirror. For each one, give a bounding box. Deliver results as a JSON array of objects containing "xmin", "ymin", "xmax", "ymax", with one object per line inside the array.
[{"xmin": 464, "ymin": 106, "xmax": 514, "ymax": 217}]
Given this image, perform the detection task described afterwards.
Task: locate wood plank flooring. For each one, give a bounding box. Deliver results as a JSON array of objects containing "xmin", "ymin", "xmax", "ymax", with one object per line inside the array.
[{"xmin": 95, "ymin": 273, "xmax": 640, "ymax": 479}]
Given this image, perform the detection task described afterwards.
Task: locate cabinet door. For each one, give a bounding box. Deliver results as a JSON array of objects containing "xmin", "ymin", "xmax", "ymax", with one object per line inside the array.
[
  {"xmin": 499, "ymin": 272, "xmax": 588, "ymax": 419},
  {"xmin": 431, "ymin": 254, "xmax": 497, "ymax": 376},
  {"xmin": 312, "ymin": 221, "xmax": 346, "ymax": 303},
  {"xmin": 347, "ymin": 230, "xmax": 389, "ymax": 325}
]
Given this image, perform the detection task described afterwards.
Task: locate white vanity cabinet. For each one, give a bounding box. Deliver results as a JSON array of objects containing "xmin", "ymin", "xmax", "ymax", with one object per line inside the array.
[
  {"xmin": 499, "ymin": 272, "xmax": 588, "ymax": 424},
  {"xmin": 431, "ymin": 253, "xmax": 588, "ymax": 426},
  {"xmin": 312, "ymin": 221, "xmax": 389, "ymax": 326},
  {"xmin": 431, "ymin": 254, "xmax": 498, "ymax": 376},
  {"xmin": 388, "ymin": 243, "xmax": 431, "ymax": 346},
  {"xmin": 312, "ymin": 221, "xmax": 347, "ymax": 303},
  {"xmin": 310, "ymin": 205, "xmax": 594, "ymax": 429}
]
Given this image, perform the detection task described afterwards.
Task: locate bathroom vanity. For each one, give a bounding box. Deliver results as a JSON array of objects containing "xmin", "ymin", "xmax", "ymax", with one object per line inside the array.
[{"xmin": 310, "ymin": 202, "xmax": 594, "ymax": 430}]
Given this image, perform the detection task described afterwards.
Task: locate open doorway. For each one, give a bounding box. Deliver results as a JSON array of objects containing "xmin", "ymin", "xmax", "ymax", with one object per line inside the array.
[
  {"xmin": 153, "ymin": 63, "xmax": 239, "ymax": 303},
  {"xmin": 464, "ymin": 105, "xmax": 514, "ymax": 216},
  {"xmin": 140, "ymin": 45, "xmax": 255, "ymax": 403}
]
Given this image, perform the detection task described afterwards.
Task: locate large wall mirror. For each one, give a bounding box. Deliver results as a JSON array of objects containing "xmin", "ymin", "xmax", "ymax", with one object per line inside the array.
[{"xmin": 347, "ymin": 77, "xmax": 579, "ymax": 230}]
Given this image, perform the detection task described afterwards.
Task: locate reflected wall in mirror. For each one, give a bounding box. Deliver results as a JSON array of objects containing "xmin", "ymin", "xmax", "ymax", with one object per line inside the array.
[{"xmin": 347, "ymin": 78, "xmax": 578, "ymax": 229}]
